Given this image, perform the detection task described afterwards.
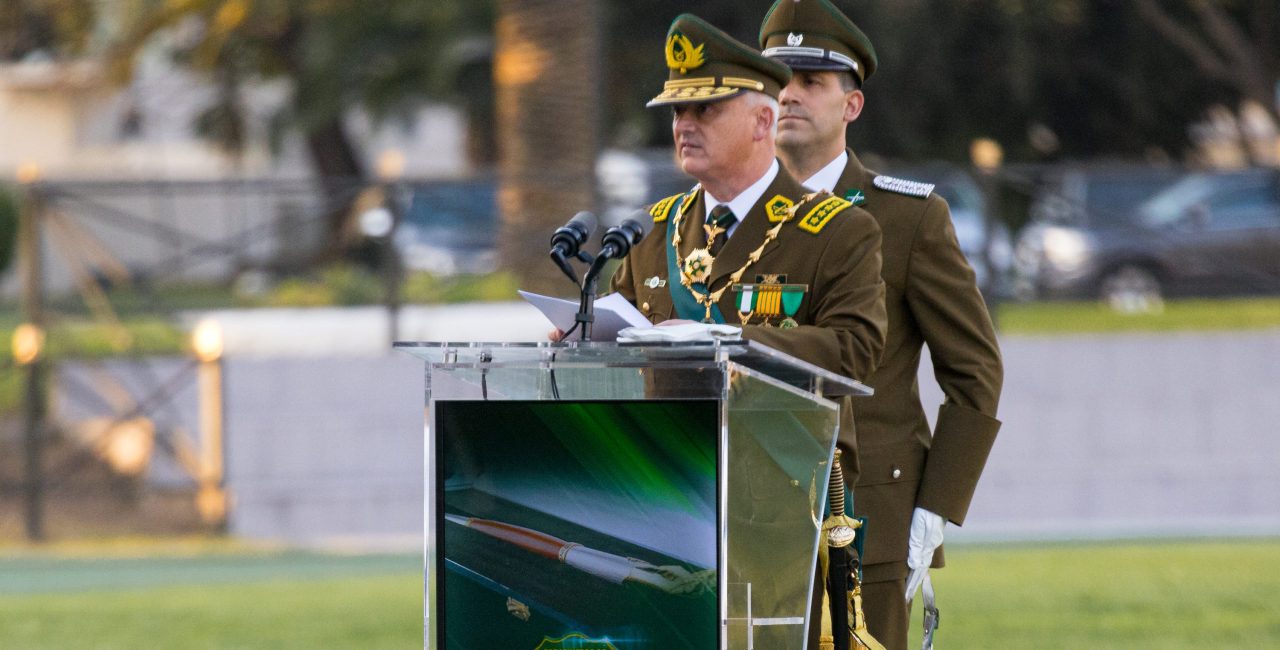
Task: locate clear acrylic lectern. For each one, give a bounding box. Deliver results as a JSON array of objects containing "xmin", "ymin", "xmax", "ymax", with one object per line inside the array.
[{"xmin": 396, "ymin": 341, "xmax": 871, "ymax": 650}]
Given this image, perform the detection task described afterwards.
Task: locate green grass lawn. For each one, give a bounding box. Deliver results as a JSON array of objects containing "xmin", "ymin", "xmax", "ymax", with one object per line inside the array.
[
  {"xmin": 997, "ymin": 297, "xmax": 1280, "ymax": 335},
  {"xmin": 0, "ymin": 551, "xmax": 422, "ymax": 649},
  {"xmin": 1, "ymin": 539, "xmax": 1277, "ymax": 648},
  {"xmin": 906, "ymin": 540, "xmax": 1280, "ymax": 649}
]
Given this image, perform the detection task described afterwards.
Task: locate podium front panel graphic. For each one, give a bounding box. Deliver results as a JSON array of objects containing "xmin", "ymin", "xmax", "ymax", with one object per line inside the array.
[{"xmin": 399, "ymin": 341, "xmax": 871, "ymax": 650}]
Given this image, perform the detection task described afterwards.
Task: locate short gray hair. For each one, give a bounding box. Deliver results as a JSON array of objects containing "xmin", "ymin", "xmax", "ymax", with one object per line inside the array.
[{"xmin": 742, "ymin": 91, "xmax": 780, "ymax": 137}]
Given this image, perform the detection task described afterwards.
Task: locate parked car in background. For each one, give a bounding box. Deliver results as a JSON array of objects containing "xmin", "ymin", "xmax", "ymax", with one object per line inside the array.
[
  {"xmin": 395, "ymin": 178, "xmax": 498, "ymax": 275},
  {"xmin": 603, "ymin": 155, "xmax": 1015, "ymax": 297},
  {"xmin": 1024, "ymin": 166, "xmax": 1183, "ymax": 230},
  {"xmin": 1014, "ymin": 165, "xmax": 1181, "ymax": 302},
  {"xmin": 396, "ymin": 151, "xmax": 693, "ymax": 276},
  {"xmin": 1014, "ymin": 168, "xmax": 1280, "ymax": 309},
  {"xmin": 597, "ymin": 149, "xmax": 694, "ymax": 226}
]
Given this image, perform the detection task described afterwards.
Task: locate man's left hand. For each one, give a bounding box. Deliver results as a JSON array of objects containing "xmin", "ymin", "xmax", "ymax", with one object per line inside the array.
[{"xmin": 905, "ymin": 507, "xmax": 945, "ymax": 602}]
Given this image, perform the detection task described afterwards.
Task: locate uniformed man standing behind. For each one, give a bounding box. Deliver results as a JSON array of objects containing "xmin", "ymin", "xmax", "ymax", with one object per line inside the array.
[
  {"xmin": 759, "ymin": 1, "xmax": 1005, "ymax": 648},
  {"xmin": 612, "ymin": 13, "xmax": 887, "ymax": 404}
]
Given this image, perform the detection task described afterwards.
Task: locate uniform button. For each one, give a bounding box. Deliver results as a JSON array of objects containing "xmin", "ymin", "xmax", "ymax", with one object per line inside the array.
[
  {"xmin": 641, "ymin": 302, "xmax": 650, "ymax": 312},
  {"xmin": 891, "ymin": 467, "xmax": 902, "ymax": 479}
]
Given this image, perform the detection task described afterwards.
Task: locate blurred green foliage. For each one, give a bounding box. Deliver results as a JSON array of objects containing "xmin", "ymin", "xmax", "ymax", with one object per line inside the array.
[
  {"xmin": 262, "ymin": 266, "xmax": 519, "ymax": 307},
  {"xmin": 266, "ymin": 265, "xmax": 385, "ymax": 307},
  {"xmin": 90, "ymin": 0, "xmax": 495, "ymax": 167},
  {"xmin": 9, "ymin": 0, "xmax": 1276, "ymax": 166},
  {"xmin": 606, "ymin": 1, "xmax": 1279, "ymax": 163}
]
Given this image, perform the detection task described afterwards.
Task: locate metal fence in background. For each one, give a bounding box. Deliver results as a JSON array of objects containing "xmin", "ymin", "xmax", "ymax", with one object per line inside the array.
[{"xmin": 0, "ymin": 177, "xmax": 371, "ymax": 542}]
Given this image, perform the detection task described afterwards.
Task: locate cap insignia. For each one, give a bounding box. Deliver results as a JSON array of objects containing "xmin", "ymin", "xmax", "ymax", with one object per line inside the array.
[
  {"xmin": 787, "ymin": 32, "xmax": 804, "ymax": 46},
  {"xmin": 873, "ymin": 175, "xmax": 935, "ymax": 199},
  {"xmin": 665, "ymin": 32, "xmax": 706, "ymax": 74}
]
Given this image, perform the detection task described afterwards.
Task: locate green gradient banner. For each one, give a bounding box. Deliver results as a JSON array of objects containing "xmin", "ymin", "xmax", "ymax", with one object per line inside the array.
[{"xmin": 436, "ymin": 400, "xmax": 718, "ymax": 649}]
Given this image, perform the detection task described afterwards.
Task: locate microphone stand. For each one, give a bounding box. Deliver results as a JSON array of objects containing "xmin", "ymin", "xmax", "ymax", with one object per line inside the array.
[
  {"xmin": 575, "ymin": 253, "xmax": 612, "ymax": 342},
  {"xmin": 574, "ymin": 219, "xmax": 645, "ymax": 342}
]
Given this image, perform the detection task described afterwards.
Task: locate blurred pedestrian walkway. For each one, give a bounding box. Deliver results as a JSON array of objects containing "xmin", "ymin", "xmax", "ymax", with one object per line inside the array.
[{"xmin": 182, "ymin": 302, "xmax": 548, "ymax": 358}]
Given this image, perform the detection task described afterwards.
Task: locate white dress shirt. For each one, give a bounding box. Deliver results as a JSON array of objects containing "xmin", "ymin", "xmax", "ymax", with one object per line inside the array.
[
  {"xmin": 800, "ymin": 151, "xmax": 849, "ymax": 193},
  {"xmin": 704, "ymin": 159, "xmax": 780, "ymax": 240}
]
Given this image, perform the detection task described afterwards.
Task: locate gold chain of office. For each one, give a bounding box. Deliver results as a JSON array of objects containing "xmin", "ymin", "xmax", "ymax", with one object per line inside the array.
[{"xmin": 672, "ymin": 193, "xmax": 823, "ymax": 322}]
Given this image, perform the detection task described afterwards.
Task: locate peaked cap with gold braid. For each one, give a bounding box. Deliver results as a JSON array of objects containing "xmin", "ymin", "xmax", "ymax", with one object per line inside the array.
[
  {"xmin": 648, "ymin": 14, "xmax": 792, "ymax": 107},
  {"xmin": 759, "ymin": 0, "xmax": 878, "ymax": 83}
]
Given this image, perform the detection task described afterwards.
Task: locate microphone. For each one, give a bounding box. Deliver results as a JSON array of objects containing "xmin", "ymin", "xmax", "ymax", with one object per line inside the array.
[
  {"xmin": 549, "ymin": 211, "xmax": 598, "ymax": 259},
  {"xmin": 574, "ymin": 212, "xmax": 648, "ymax": 341},
  {"xmin": 597, "ymin": 213, "xmax": 648, "ymax": 261}
]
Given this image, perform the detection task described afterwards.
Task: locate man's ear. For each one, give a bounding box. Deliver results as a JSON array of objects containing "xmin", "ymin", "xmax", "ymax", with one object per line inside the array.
[
  {"xmin": 755, "ymin": 105, "xmax": 776, "ymax": 141},
  {"xmin": 845, "ymin": 89, "xmax": 865, "ymax": 124}
]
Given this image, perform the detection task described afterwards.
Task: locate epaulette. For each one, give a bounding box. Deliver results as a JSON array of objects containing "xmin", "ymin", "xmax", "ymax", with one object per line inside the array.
[
  {"xmin": 648, "ymin": 186, "xmax": 700, "ymax": 223},
  {"xmin": 648, "ymin": 193, "xmax": 682, "ymax": 223},
  {"xmin": 873, "ymin": 175, "xmax": 934, "ymax": 199},
  {"xmin": 796, "ymin": 194, "xmax": 852, "ymax": 235}
]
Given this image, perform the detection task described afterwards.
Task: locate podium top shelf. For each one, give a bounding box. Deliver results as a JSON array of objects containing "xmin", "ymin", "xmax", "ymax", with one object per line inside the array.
[{"xmin": 393, "ymin": 340, "xmax": 871, "ymax": 397}]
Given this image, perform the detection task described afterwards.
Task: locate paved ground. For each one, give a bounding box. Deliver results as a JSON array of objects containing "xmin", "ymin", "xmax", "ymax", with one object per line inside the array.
[{"xmin": 931, "ymin": 328, "xmax": 1280, "ymax": 542}]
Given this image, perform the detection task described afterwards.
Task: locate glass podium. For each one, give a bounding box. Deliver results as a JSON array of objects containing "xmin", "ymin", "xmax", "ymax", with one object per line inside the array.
[{"xmin": 397, "ymin": 341, "xmax": 872, "ymax": 650}]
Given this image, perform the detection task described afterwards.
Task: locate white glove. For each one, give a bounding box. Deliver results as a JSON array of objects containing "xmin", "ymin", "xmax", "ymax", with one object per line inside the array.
[{"xmin": 905, "ymin": 507, "xmax": 946, "ymax": 602}]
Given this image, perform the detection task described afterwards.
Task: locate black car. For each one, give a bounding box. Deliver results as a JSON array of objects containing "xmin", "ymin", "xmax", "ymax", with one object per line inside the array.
[{"xmin": 1015, "ymin": 169, "xmax": 1280, "ymax": 308}]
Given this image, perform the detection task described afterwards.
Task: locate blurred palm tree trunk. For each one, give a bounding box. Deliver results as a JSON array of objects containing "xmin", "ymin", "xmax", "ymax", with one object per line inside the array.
[{"xmin": 494, "ymin": 0, "xmax": 600, "ymax": 295}]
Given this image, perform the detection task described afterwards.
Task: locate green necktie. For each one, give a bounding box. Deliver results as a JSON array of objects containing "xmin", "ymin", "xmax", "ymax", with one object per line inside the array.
[{"xmin": 706, "ymin": 205, "xmax": 736, "ymax": 257}]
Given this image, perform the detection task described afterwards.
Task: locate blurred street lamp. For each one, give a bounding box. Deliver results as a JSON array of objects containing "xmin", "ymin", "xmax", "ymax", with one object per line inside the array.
[
  {"xmin": 376, "ymin": 149, "xmax": 406, "ymax": 182},
  {"xmin": 102, "ymin": 418, "xmax": 155, "ymax": 477},
  {"xmin": 17, "ymin": 179, "xmax": 47, "ymax": 542},
  {"xmin": 192, "ymin": 319, "xmax": 223, "ymax": 362},
  {"xmin": 969, "ymin": 138, "xmax": 1005, "ymax": 322},
  {"xmin": 191, "ymin": 319, "xmax": 227, "ymax": 529},
  {"xmin": 358, "ymin": 206, "xmax": 394, "ymax": 239},
  {"xmin": 16, "ymin": 161, "xmax": 41, "ymax": 185},
  {"xmin": 970, "ymin": 138, "xmax": 1004, "ymax": 174},
  {"xmin": 373, "ymin": 150, "xmax": 406, "ymax": 346},
  {"xmin": 11, "ymin": 323, "xmax": 44, "ymax": 366}
]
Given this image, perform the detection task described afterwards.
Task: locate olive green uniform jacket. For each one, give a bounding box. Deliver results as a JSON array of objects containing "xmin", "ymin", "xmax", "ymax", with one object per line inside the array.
[
  {"xmin": 834, "ymin": 150, "xmax": 1004, "ymax": 583},
  {"xmin": 610, "ymin": 164, "xmax": 888, "ymax": 475}
]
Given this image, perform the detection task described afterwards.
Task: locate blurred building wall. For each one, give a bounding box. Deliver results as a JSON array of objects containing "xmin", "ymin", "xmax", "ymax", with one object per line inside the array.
[{"xmin": 0, "ymin": 60, "xmax": 469, "ymax": 181}]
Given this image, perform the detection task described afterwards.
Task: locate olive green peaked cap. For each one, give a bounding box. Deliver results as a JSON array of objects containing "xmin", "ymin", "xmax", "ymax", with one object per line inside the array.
[
  {"xmin": 648, "ymin": 13, "xmax": 792, "ymax": 107},
  {"xmin": 759, "ymin": 0, "xmax": 878, "ymax": 83}
]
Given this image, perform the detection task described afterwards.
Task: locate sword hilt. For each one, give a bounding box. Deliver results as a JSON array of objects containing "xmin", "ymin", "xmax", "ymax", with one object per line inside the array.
[{"xmin": 829, "ymin": 449, "xmax": 846, "ymax": 517}]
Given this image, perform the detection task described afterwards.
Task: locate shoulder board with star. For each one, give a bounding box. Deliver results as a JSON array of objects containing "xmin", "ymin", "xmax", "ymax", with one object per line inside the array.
[
  {"xmin": 648, "ymin": 186, "xmax": 700, "ymax": 222},
  {"xmin": 796, "ymin": 193, "xmax": 853, "ymax": 235},
  {"xmin": 648, "ymin": 193, "xmax": 682, "ymax": 223},
  {"xmin": 872, "ymin": 175, "xmax": 935, "ymax": 199}
]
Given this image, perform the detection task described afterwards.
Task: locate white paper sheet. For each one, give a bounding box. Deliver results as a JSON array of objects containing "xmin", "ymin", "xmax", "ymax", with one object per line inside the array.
[{"xmin": 519, "ymin": 290, "xmax": 652, "ymax": 341}]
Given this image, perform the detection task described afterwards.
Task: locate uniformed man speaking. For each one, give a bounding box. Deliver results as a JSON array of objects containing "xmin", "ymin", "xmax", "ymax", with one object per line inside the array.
[
  {"xmin": 759, "ymin": 1, "xmax": 1005, "ymax": 648},
  {"xmin": 611, "ymin": 13, "xmax": 887, "ymax": 397}
]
